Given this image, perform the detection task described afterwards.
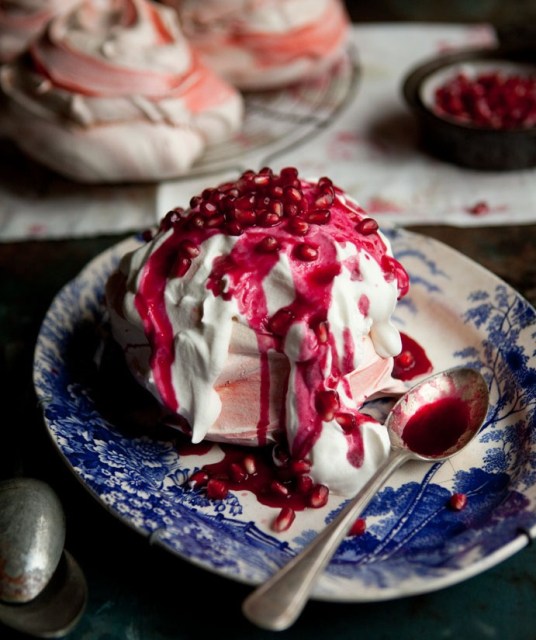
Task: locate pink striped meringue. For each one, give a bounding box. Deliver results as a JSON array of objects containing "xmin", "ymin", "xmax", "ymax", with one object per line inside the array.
[
  {"xmin": 0, "ymin": 0, "xmax": 244, "ymax": 183},
  {"xmin": 161, "ymin": 0, "xmax": 351, "ymax": 90},
  {"xmin": 0, "ymin": 0, "xmax": 80, "ymax": 63}
]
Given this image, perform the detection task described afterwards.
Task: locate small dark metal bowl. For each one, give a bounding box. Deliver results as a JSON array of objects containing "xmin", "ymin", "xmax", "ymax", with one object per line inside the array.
[{"xmin": 402, "ymin": 46, "xmax": 536, "ymax": 171}]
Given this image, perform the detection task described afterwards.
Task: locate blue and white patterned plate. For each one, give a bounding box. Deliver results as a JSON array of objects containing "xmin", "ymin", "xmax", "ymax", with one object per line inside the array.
[{"xmin": 33, "ymin": 228, "xmax": 536, "ymax": 602}]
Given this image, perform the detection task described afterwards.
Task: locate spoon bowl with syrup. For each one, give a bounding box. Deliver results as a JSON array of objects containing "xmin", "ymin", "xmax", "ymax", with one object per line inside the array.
[{"xmin": 242, "ymin": 366, "xmax": 490, "ymax": 631}]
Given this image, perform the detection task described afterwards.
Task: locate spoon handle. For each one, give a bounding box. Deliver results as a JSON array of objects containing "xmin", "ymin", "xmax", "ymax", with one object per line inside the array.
[{"xmin": 242, "ymin": 448, "xmax": 411, "ymax": 631}]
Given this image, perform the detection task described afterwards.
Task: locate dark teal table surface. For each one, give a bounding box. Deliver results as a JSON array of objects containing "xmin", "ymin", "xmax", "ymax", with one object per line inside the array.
[
  {"xmin": 1, "ymin": 223, "xmax": 535, "ymax": 640},
  {"xmin": 2, "ymin": 1, "xmax": 536, "ymax": 635}
]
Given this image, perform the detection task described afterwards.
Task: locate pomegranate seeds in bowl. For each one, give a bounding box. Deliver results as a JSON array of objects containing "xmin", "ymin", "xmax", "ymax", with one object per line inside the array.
[
  {"xmin": 433, "ymin": 70, "xmax": 536, "ymax": 130},
  {"xmin": 403, "ymin": 46, "xmax": 536, "ymax": 170}
]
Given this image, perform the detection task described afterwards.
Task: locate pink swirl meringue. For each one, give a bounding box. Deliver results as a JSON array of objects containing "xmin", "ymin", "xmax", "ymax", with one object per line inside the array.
[
  {"xmin": 0, "ymin": 0, "xmax": 244, "ymax": 183},
  {"xmin": 0, "ymin": 0, "xmax": 80, "ymax": 63},
  {"xmin": 161, "ymin": 0, "xmax": 351, "ymax": 90}
]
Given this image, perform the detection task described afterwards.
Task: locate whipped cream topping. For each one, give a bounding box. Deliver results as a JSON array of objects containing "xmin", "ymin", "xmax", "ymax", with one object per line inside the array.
[
  {"xmin": 162, "ymin": 0, "xmax": 350, "ymax": 89},
  {"xmin": 106, "ymin": 168, "xmax": 410, "ymax": 494},
  {"xmin": 0, "ymin": 0, "xmax": 243, "ymax": 182}
]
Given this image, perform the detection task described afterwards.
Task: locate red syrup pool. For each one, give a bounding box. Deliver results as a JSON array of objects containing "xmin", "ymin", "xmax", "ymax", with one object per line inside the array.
[
  {"xmin": 179, "ymin": 443, "xmax": 315, "ymax": 511},
  {"xmin": 177, "ymin": 331, "xmax": 433, "ymax": 530},
  {"xmin": 401, "ymin": 395, "xmax": 470, "ymax": 457}
]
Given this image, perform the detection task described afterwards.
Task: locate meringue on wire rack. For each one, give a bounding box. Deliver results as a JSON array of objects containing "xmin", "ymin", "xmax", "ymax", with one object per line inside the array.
[{"xmin": 0, "ymin": 0, "xmax": 244, "ymax": 183}]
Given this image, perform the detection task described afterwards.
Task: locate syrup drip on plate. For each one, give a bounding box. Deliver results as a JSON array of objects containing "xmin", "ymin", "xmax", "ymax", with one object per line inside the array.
[{"xmin": 179, "ymin": 331, "xmax": 433, "ymax": 530}]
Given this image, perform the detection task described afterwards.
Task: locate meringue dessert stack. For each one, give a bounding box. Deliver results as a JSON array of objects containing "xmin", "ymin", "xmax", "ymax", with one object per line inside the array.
[
  {"xmin": 161, "ymin": 0, "xmax": 351, "ymax": 90},
  {"xmin": 0, "ymin": 0, "xmax": 244, "ymax": 182},
  {"xmin": 105, "ymin": 167, "xmax": 410, "ymax": 497}
]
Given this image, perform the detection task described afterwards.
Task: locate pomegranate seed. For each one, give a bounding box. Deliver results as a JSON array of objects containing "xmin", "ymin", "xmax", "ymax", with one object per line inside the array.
[
  {"xmin": 233, "ymin": 194, "xmax": 254, "ymax": 210},
  {"xmin": 201, "ymin": 187, "xmax": 214, "ymax": 200},
  {"xmin": 308, "ymin": 484, "xmax": 329, "ymax": 508},
  {"xmin": 294, "ymin": 243, "xmax": 318, "ymax": 261},
  {"xmin": 287, "ymin": 219, "xmax": 309, "ymax": 236},
  {"xmin": 255, "ymin": 195, "xmax": 271, "ymax": 209},
  {"xmin": 269, "ymin": 200, "xmax": 283, "ymax": 216},
  {"xmin": 396, "ymin": 350, "xmax": 415, "ymax": 369},
  {"xmin": 225, "ymin": 221, "xmax": 243, "ymax": 236},
  {"xmin": 306, "ymin": 209, "xmax": 331, "ymax": 224},
  {"xmin": 284, "ymin": 202, "xmax": 299, "ymax": 217},
  {"xmin": 448, "ymin": 492, "xmax": 468, "ymax": 511},
  {"xmin": 209, "ymin": 191, "xmax": 226, "ymax": 206},
  {"xmin": 161, "ymin": 207, "xmax": 184, "ymax": 230},
  {"xmin": 269, "ymin": 308, "xmax": 295, "ymax": 336},
  {"xmin": 348, "ymin": 517, "xmax": 366, "ymax": 536},
  {"xmin": 254, "ymin": 174, "xmax": 271, "ymax": 186},
  {"xmin": 214, "ymin": 277, "xmax": 227, "ymax": 297},
  {"xmin": 284, "ymin": 185, "xmax": 303, "ymax": 203},
  {"xmin": 229, "ymin": 463, "xmax": 247, "ymax": 483},
  {"xmin": 272, "ymin": 507, "xmax": 296, "ymax": 532},
  {"xmin": 270, "ymin": 480, "xmax": 290, "ymax": 497},
  {"xmin": 356, "ymin": 218, "xmax": 379, "ymax": 235},
  {"xmin": 296, "ymin": 475, "xmax": 314, "ymax": 495},
  {"xmin": 206, "ymin": 478, "xmax": 229, "ymax": 500},
  {"xmin": 178, "ymin": 239, "xmax": 200, "ymax": 259},
  {"xmin": 189, "ymin": 470, "xmax": 208, "ymax": 488},
  {"xmin": 220, "ymin": 195, "xmax": 236, "ymax": 213},
  {"xmin": 234, "ymin": 208, "xmax": 257, "ymax": 226},
  {"xmin": 160, "ymin": 214, "xmax": 172, "ymax": 231},
  {"xmin": 272, "ymin": 444, "xmax": 290, "ymax": 466},
  {"xmin": 315, "ymin": 389, "xmax": 340, "ymax": 421},
  {"xmin": 200, "ymin": 201, "xmax": 218, "ymax": 217},
  {"xmin": 313, "ymin": 320, "xmax": 329, "ymax": 343},
  {"xmin": 280, "ymin": 167, "xmax": 299, "ymax": 183},
  {"xmin": 289, "ymin": 459, "xmax": 311, "ymax": 475},
  {"xmin": 237, "ymin": 170, "xmax": 255, "ymax": 188},
  {"xmin": 175, "ymin": 256, "xmax": 191, "ymax": 277},
  {"xmin": 215, "ymin": 181, "xmax": 235, "ymax": 193},
  {"xmin": 242, "ymin": 455, "xmax": 257, "ymax": 475},
  {"xmin": 257, "ymin": 235, "xmax": 280, "ymax": 253},
  {"xmin": 317, "ymin": 176, "xmax": 333, "ymax": 189},
  {"xmin": 315, "ymin": 189, "xmax": 334, "ymax": 208},
  {"xmin": 141, "ymin": 228, "xmax": 153, "ymax": 242},
  {"xmin": 467, "ymin": 201, "xmax": 490, "ymax": 215},
  {"xmin": 205, "ymin": 214, "xmax": 225, "ymax": 228},
  {"xmin": 258, "ymin": 211, "xmax": 282, "ymax": 227},
  {"xmin": 270, "ymin": 185, "xmax": 284, "ymax": 198},
  {"xmin": 335, "ymin": 412, "xmax": 357, "ymax": 432},
  {"xmin": 189, "ymin": 195, "xmax": 201, "ymax": 208},
  {"xmin": 188, "ymin": 213, "xmax": 205, "ymax": 229}
]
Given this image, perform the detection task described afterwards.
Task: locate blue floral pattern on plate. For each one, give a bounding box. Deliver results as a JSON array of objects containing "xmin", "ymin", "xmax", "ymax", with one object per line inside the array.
[{"xmin": 33, "ymin": 228, "xmax": 536, "ymax": 602}]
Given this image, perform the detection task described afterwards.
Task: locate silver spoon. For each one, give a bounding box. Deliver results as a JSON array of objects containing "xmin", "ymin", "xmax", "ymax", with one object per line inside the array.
[
  {"xmin": 242, "ymin": 366, "xmax": 490, "ymax": 631},
  {"xmin": 0, "ymin": 478, "xmax": 88, "ymax": 638}
]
